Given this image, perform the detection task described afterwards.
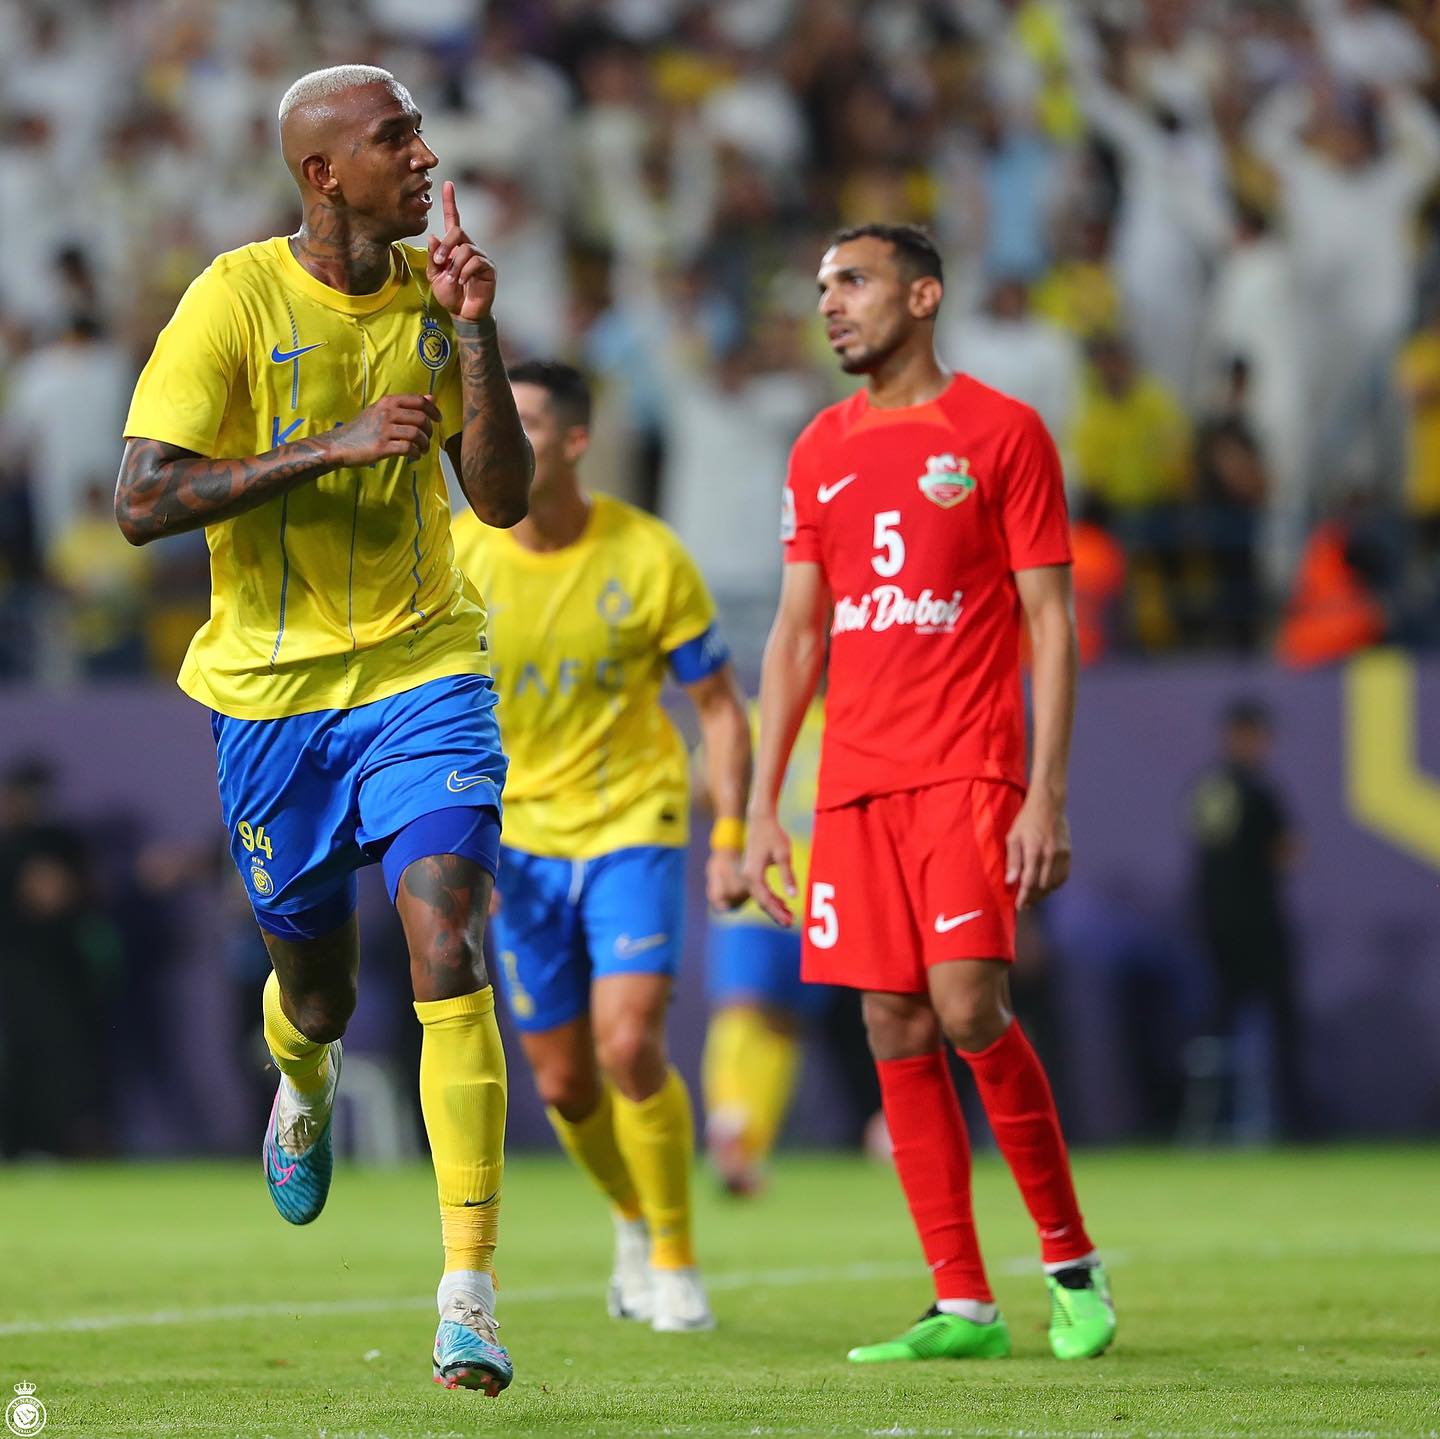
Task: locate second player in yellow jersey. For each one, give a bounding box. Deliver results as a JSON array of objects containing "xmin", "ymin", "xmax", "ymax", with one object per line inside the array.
[
  {"xmin": 452, "ymin": 361, "xmax": 751, "ymax": 1335},
  {"xmin": 454, "ymin": 485, "xmax": 720, "ymax": 860}
]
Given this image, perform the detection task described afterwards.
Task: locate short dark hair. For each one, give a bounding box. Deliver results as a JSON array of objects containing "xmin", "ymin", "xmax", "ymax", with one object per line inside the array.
[
  {"xmin": 507, "ymin": 359, "xmax": 592, "ymax": 429},
  {"xmin": 827, "ymin": 223, "xmax": 944, "ymax": 286}
]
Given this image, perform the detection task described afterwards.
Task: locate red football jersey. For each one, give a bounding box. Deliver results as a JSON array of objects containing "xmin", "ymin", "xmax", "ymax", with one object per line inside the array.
[{"xmin": 783, "ymin": 373, "xmax": 1071, "ymax": 810}]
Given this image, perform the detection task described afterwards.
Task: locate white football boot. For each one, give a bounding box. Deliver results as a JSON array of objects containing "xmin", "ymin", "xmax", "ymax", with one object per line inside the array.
[
  {"xmin": 650, "ymin": 1266, "xmax": 716, "ymax": 1333},
  {"xmin": 606, "ymin": 1216, "xmax": 654, "ymax": 1321}
]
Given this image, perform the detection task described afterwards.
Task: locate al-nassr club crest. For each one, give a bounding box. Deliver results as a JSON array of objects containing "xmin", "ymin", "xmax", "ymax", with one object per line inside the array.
[
  {"xmin": 6, "ymin": 1382, "xmax": 46, "ymax": 1437},
  {"xmin": 418, "ymin": 315, "xmax": 452, "ymax": 379},
  {"xmin": 918, "ymin": 453, "xmax": 976, "ymax": 509}
]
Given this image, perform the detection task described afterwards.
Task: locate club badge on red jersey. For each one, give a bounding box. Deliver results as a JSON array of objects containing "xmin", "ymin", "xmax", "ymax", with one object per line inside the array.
[
  {"xmin": 780, "ymin": 485, "xmax": 797, "ymax": 542},
  {"xmin": 918, "ymin": 454, "xmax": 976, "ymax": 509}
]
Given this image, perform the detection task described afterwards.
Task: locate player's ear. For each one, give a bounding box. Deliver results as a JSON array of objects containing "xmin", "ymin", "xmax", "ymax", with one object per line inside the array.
[
  {"xmin": 300, "ymin": 152, "xmax": 340, "ymax": 198},
  {"xmin": 908, "ymin": 276, "xmax": 943, "ymax": 322},
  {"xmin": 562, "ymin": 424, "xmax": 591, "ymax": 465}
]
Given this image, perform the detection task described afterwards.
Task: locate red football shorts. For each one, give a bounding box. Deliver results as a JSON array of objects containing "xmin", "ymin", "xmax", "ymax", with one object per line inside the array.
[{"xmin": 800, "ymin": 779, "xmax": 1025, "ymax": 992}]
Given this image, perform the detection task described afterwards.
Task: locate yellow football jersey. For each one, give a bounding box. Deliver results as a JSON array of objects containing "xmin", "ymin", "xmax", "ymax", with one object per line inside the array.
[
  {"xmin": 125, "ymin": 237, "xmax": 488, "ymax": 720},
  {"xmin": 718, "ymin": 699, "xmax": 824, "ymax": 929},
  {"xmin": 451, "ymin": 493, "xmax": 717, "ymax": 858}
]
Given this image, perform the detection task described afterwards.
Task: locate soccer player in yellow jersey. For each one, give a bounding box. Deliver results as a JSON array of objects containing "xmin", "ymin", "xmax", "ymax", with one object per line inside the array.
[
  {"xmin": 451, "ymin": 361, "xmax": 751, "ymax": 1333},
  {"xmin": 114, "ymin": 66, "xmax": 533, "ymax": 1395}
]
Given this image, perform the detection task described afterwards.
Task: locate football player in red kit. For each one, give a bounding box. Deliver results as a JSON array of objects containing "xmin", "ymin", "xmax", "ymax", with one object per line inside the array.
[{"xmin": 743, "ymin": 224, "xmax": 1115, "ymax": 1364}]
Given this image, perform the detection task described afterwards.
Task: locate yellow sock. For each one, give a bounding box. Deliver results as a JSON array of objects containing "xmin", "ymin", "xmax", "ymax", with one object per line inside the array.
[
  {"xmin": 548, "ymin": 1084, "xmax": 643, "ymax": 1222},
  {"xmin": 262, "ymin": 971, "xmax": 330, "ymax": 1094},
  {"xmin": 414, "ymin": 987, "xmax": 507, "ymax": 1276},
  {"xmin": 611, "ymin": 1067, "xmax": 695, "ymax": 1269},
  {"xmin": 702, "ymin": 1005, "xmax": 800, "ymax": 1165}
]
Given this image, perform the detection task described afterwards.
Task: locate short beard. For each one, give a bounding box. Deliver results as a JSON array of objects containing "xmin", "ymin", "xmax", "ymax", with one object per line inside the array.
[{"xmin": 835, "ymin": 330, "xmax": 902, "ymax": 375}]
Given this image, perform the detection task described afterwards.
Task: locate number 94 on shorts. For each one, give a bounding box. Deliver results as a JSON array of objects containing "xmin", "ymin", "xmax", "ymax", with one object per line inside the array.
[{"xmin": 799, "ymin": 778, "xmax": 1024, "ymax": 993}]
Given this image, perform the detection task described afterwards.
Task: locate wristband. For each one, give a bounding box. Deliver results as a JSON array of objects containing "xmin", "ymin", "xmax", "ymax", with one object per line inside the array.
[
  {"xmin": 453, "ymin": 317, "xmax": 497, "ymax": 340},
  {"xmin": 710, "ymin": 817, "xmax": 746, "ymax": 852}
]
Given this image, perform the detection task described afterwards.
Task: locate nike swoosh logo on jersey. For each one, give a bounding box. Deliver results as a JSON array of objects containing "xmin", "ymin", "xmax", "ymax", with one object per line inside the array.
[
  {"xmin": 934, "ymin": 909, "xmax": 984, "ymax": 933},
  {"xmin": 817, "ymin": 473, "xmax": 859, "ymax": 503},
  {"xmin": 446, "ymin": 771, "xmax": 493, "ymax": 793},
  {"xmin": 270, "ymin": 341, "xmax": 327, "ymax": 363}
]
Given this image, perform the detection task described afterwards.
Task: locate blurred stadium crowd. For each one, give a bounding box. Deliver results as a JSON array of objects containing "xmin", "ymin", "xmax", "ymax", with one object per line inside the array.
[
  {"xmin": 6, "ymin": 0, "xmax": 1437, "ymax": 1161},
  {"xmin": 3, "ymin": 0, "xmax": 1440, "ymax": 679}
]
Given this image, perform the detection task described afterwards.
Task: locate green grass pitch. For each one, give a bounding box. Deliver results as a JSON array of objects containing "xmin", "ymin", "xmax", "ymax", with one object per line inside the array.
[{"xmin": 1, "ymin": 1148, "xmax": 1436, "ymax": 1438}]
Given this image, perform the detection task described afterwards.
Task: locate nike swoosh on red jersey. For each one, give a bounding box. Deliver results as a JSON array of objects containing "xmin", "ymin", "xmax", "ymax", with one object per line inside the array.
[
  {"xmin": 817, "ymin": 473, "xmax": 859, "ymax": 503},
  {"xmin": 934, "ymin": 909, "xmax": 984, "ymax": 933}
]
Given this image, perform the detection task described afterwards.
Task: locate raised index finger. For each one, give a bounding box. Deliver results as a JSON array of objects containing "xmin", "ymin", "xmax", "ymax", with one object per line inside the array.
[{"xmin": 442, "ymin": 180, "xmax": 459, "ymax": 232}]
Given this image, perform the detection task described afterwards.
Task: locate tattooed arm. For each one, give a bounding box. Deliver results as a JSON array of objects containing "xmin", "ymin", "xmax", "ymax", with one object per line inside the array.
[
  {"xmin": 116, "ymin": 437, "xmax": 332, "ymax": 545},
  {"xmin": 428, "ymin": 180, "xmax": 532, "ymax": 529},
  {"xmin": 115, "ymin": 394, "xmax": 443, "ymax": 545},
  {"xmin": 444, "ymin": 318, "xmax": 533, "ymax": 529}
]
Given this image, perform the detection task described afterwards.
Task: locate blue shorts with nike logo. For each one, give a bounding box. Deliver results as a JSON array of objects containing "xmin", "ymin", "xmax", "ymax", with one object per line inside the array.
[
  {"xmin": 489, "ymin": 844, "xmax": 687, "ymax": 1032},
  {"xmin": 212, "ymin": 673, "xmax": 507, "ymax": 939}
]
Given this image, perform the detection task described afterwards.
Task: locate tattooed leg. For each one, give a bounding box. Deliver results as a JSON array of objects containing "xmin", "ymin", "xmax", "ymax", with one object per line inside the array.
[
  {"xmin": 399, "ymin": 852, "xmax": 508, "ymax": 1320},
  {"xmin": 396, "ymin": 852, "xmax": 493, "ymax": 1002}
]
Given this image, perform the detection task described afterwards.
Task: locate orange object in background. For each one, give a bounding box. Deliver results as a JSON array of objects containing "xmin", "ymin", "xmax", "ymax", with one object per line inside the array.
[
  {"xmin": 1275, "ymin": 521, "xmax": 1385, "ymax": 668},
  {"xmin": 1017, "ymin": 516, "xmax": 1126, "ymax": 669},
  {"xmin": 1071, "ymin": 517, "xmax": 1128, "ymax": 665}
]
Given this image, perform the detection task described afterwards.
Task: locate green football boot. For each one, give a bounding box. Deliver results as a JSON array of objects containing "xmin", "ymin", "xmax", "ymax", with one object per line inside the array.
[
  {"xmin": 847, "ymin": 1305, "xmax": 1011, "ymax": 1364},
  {"xmin": 1046, "ymin": 1262, "xmax": 1116, "ymax": 1359}
]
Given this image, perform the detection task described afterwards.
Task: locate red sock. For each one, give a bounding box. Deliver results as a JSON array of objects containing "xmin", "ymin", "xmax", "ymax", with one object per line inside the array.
[
  {"xmin": 875, "ymin": 1050, "xmax": 992, "ymax": 1303},
  {"xmin": 959, "ymin": 1022, "xmax": 1094, "ymax": 1266}
]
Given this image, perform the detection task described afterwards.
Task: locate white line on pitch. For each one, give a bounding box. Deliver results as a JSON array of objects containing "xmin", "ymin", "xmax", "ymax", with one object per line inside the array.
[
  {"xmin": 6, "ymin": 1232, "xmax": 1439, "ymax": 1339},
  {"xmin": 1, "ymin": 1257, "xmax": 1040, "ymax": 1337}
]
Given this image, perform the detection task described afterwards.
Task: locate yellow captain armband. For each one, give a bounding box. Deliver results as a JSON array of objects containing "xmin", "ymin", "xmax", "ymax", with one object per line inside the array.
[{"xmin": 710, "ymin": 817, "xmax": 747, "ymax": 852}]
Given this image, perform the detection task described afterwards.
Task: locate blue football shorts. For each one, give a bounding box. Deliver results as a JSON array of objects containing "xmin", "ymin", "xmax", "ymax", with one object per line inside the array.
[
  {"xmin": 489, "ymin": 844, "xmax": 687, "ymax": 1032},
  {"xmin": 212, "ymin": 673, "xmax": 507, "ymax": 940},
  {"xmin": 706, "ymin": 917, "xmax": 830, "ymax": 1020}
]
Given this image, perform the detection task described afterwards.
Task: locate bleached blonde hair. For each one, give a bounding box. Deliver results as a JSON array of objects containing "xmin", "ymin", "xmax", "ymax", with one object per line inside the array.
[{"xmin": 277, "ymin": 65, "xmax": 409, "ymax": 126}]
